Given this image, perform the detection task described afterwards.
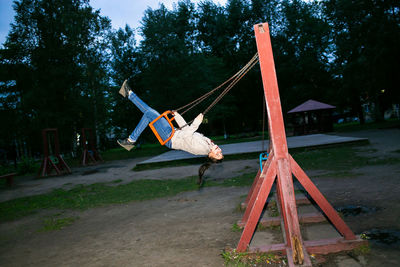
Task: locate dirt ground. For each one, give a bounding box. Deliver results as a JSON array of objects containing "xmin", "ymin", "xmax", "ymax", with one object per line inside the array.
[{"xmin": 0, "ymin": 128, "xmax": 399, "ymax": 267}]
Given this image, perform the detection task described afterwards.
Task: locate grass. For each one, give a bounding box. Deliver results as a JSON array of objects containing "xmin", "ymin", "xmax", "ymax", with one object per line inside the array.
[
  {"xmin": 316, "ymin": 171, "xmax": 362, "ymax": 178},
  {"xmin": 39, "ymin": 215, "xmax": 79, "ymax": 232},
  {"xmin": 206, "ymin": 172, "xmax": 256, "ymax": 187},
  {"xmin": 0, "ymin": 177, "xmax": 196, "ymax": 222},
  {"xmin": 221, "ymin": 249, "xmax": 283, "ymax": 266},
  {"xmin": 333, "ymin": 119, "xmax": 399, "ymax": 132},
  {"xmin": 2, "ymin": 140, "xmax": 399, "ymax": 223},
  {"xmin": 290, "ymin": 144, "xmax": 399, "ymax": 171},
  {"xmin": 231, "ymin": 223, "xmax": 242, "ymax": 232},
  {"xmin": 267, "ymin": 199, "xmax": 279, "ymax": 217},
  {"xmin": 0, "ymin": 171, "xmax": 257, "ymax": 222},
  {"xmin": 133, "ymin": 142, "xmax": 398, "ymax": 173}
]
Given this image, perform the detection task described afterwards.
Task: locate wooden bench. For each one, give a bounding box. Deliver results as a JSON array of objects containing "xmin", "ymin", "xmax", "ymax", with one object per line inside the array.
[{"xmin": 0, "ymin": 173, "xmax": 16, "ymax": 187}]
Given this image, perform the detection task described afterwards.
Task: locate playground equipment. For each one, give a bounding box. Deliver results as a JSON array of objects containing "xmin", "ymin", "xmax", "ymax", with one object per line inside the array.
[
  {"xmin": 38, "ymin": 128, "xmax": 71, "ymax": 177},
  {"xmin": 81, "ymin": 128, "xmax": 103, "ymax": 166},
  {"xmin": 236, "ymin": 23, "xmax": 366, "ymax": 266}
]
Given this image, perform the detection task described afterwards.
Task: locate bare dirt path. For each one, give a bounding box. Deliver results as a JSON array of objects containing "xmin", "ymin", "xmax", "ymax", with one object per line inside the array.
[
  {"xmin": 0, "ymin": 186, "xmax": 247, "ymax": 267},
  {"xmin": 0, "ymin": 128, "xmax": 399, "ymax": 266}
]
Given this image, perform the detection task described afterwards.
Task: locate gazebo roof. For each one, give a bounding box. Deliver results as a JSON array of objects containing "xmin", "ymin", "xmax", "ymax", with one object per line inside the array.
[{"xmin": 288, "ymin": 99, "xmax": 335, "ymax": 113}]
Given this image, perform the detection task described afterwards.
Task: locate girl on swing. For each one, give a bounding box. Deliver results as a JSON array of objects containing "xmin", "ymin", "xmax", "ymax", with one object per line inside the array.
[{"xmin": 117, "ymin": 80, "xmax": 224, "ymax": 168}]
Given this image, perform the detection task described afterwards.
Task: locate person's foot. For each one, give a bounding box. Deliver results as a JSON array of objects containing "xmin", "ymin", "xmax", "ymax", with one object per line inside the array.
[
  {"xmin": 119, "ymin": 79, "xmax": 131, "ymax": 98},
  {"xmin": 117, "ymin": 138, "xmax": 135, "ymax": 151}
]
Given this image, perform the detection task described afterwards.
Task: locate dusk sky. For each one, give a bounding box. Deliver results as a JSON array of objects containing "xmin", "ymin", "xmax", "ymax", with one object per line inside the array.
[{"xmin": 0, "ymin": 0, "xmax": 227, "ymax": 47}]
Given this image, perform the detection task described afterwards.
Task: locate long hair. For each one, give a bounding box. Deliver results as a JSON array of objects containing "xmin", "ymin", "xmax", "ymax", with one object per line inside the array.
[{"xmin": 198, "ymin": 157, "xmax": 223, "ymax": 186}]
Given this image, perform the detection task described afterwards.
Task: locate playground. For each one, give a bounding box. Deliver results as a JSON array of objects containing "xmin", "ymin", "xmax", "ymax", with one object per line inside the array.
[
  {"xmin": 1, "ymin": 24, "xmax": 400, "ymax": 266},
  {"xmin": 1, "ymin": 0, "xmax": 399, "ymax": 265},
  {"xmin": 0, "ymin": 128, "xmax": 399, "ymax": 266}
]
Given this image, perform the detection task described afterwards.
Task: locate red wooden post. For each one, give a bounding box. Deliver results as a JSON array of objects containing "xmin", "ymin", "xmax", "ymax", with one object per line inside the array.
[
  {"xmin": 290, "ymin": 155, "xmax": 356, "ymax": 239},
  {"xmin": 236, "ymin": 23, "xmax": 365, "ymax": 267},
  {"xmin": 81, "ymin": 128, "xmax": 103, "ymax": 166},
  {"xmin": 38, "ymin": 128, "xmax": 71, "ymax": 177}
]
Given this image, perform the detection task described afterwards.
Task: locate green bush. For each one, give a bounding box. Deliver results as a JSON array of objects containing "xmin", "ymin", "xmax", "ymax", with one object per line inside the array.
[{"xmin": 17, "ymin": 157, "xmax": 37, "ymax": 175}]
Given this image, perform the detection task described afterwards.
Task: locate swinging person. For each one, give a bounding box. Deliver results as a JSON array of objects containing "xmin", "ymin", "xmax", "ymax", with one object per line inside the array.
[{"xmin": 117, "ymin": 80, "xmax": 224, "ymax": 164}]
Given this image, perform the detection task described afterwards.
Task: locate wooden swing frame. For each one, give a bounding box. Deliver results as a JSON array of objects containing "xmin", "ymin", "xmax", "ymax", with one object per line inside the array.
[{"xmin": 235, "ymin": 23, "xmax": 367, "ymax": 267}]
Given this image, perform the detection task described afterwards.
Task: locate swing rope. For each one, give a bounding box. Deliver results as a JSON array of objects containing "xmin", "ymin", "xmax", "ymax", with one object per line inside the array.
[
  {"xmin": 149, "ymin": 53, "xmax": 259, "ymax": 145},
  {"xmin": 175, "ymin": 53, "xmax": 259, "ymax": 117}
]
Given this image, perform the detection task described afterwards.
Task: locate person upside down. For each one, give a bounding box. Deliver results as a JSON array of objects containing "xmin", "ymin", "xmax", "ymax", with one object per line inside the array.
[{"xmin": 117, "ymin": 80, "xmax": 224, "ymax": 183}]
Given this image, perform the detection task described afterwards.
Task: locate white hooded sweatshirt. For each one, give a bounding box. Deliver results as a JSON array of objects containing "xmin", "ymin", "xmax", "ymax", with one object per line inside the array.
[{"xmin": 170, "ymin": 112, "xmax": 214, "ymax": 155}]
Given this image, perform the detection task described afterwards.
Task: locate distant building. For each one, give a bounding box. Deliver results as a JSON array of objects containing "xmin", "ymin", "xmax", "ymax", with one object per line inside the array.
[{"xmin": 288, "ymin": 99, "xmax": 335, "ymax": 135}]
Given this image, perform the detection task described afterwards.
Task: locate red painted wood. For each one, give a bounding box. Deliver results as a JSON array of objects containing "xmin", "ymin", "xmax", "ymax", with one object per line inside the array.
[
  {"xmin": 304, "ymin": 237, "xmax": 368, "ymax": 254},
  {"xmin": 81, "ymin": 128, "xmax": 103, "ymax": 166},
  {"xmin": 242, "ymin": 151, "xmax": 274, "ymax": 210},
  {"xmin": 299, "ymin": 212, "xmax": 326, "ymax": 224},
  {"xmin": 286, "ymin": 247, "xmax": 312, "ymax": 267},
  {"xmin": 296, "ymin": 196, "xmax": 311, "ymax": 205},
  {"xmin": 290, "ymin": 155, "xmax": 356, "ymax": 240},
  {"xmin": 236, "ymin": 23, "xmax": 360, "ymax": 263},
  {"xmin": 39, "ymin": 129, "xmax": 72, "ymax": 177},
  {"xmin": 242, "ymin": 193, "xmax": 309, "ymax": 210},
  {"xmin": 249, "ymin": 242, "xmax": 286, "ymax": 253},
  {"xmin": 244, "ymin": 169, "xmax": 261, "ymax": 206},
  {"xmin": 237, "ymin": 159, "xmax": 277, "ymax": 251},
  {"xmin": 255, "ymin": 24, "xmax": 288, "ymax": 159},
  {"xmin": 241, "ymin": 212, "xmax": 326, "ymax": 228},
  {"xmin": 250, "ymin": 237, "xmax": 367, "ymax": 255},
  {"xmin": 241, "ymin": 152, "xmax": 274, "ymax": 224},
  {"xmin": 275, "ymin": 158, "xmax": 304, "ymax": 249}
]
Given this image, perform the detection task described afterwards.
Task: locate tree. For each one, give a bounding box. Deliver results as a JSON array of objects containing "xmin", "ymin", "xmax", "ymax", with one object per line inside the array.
[
  {"xmin": 272, "ymin": 0, "xmax": 334, "ymax": 113},
  {"xmin": 323, "ymin": 0, "xmax": 400, "ymax": 122},
  {"xmin": 109, "ymin": 25, "xmax": 142, "ymax": 138},
  {"xmin": 1, "ymin": 0, "xmax": 111, "ymax": 155}
]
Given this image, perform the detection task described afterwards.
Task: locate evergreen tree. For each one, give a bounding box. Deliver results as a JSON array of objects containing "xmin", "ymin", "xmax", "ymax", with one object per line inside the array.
[{"xmin": 1, "ymin": 0, "xmax": 111, "ymax": 154}]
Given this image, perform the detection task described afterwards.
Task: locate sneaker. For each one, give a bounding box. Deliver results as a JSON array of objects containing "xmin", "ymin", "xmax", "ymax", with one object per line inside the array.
[
  {"xmin": 117, "ymin": 138, "xmax": 135, "ymax": 151},
  {"xmin": 119, "ymin": 79, "xmax": 131, "ymax": 98}
]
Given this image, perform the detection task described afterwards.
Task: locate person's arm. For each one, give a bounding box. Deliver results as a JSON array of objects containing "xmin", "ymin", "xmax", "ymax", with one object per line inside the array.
[
  {"xmin": 185, "ymin": 113, "xmax": 204, "ymax": 133},
  {"xmin": 172, "ymin": 111, "xmax": 187, "ymax": 128}
]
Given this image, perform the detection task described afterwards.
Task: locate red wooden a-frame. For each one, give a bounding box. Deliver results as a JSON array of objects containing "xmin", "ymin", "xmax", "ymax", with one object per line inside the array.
[
  {"xmin": 81, "ymin": 128, "xmax": 103, "ymax": 166},
  {"xmin": 38, "ymin": 128, "xmax": 71, "ymax": 177},
  {"xmin": 236, "ymin": 23, "xmax": 366, "ymax": 266}
]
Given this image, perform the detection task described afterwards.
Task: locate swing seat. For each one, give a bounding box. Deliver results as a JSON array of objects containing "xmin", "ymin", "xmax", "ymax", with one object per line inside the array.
[{"xmin": 149, "ymin": 110, "xmax": 176, "ymax": 145}]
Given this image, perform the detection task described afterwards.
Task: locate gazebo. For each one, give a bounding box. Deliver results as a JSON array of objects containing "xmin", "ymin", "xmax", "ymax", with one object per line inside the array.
[{"xmin": 288, "ymin": 99, "xmax": 336, "ymax": 135}]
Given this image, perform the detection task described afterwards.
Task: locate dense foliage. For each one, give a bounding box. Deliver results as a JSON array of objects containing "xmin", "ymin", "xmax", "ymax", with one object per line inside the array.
[{"xmin": 0, "ymin": 0, "xmax": 399, "ymax": 158}]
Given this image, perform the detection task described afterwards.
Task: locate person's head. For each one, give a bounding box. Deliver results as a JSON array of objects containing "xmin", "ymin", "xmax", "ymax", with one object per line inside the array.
[{"xmin": 208, "ymin": 144, "xmax": 224, "ymax": 161}]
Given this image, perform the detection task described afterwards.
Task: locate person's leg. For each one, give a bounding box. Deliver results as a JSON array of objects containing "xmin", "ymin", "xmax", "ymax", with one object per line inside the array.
[
  {"xmin": 129, "ymin": 109, "xmax": 173, "ymax": 147},
  {"xmin": 119, "ymin": 90, "xmax": 173, "ymax": 150},
  {"xmin": 128, "ymin": 114, "xmax": 151, "ymax": 142},
  {"xmin": 118, "ymin": 91, "xmax": 157, "ymax": 151},
  {"xmin": 128, "ymin": 91, "xmax": 152, "ymax": 114}
]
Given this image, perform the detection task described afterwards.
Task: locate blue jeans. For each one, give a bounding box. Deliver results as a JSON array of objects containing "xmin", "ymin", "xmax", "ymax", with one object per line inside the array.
[{"xmin": 128, "ymin": 92, "xmax": 172, "ymax": 148}]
